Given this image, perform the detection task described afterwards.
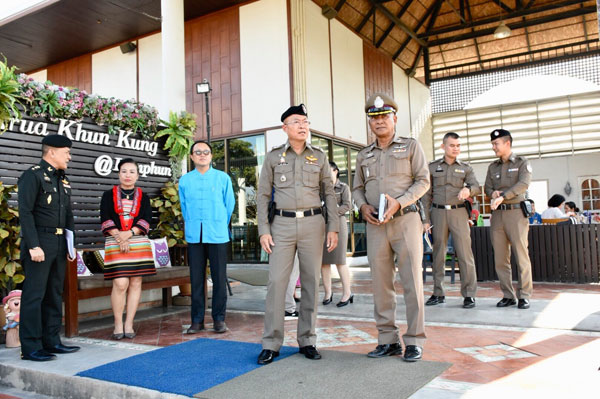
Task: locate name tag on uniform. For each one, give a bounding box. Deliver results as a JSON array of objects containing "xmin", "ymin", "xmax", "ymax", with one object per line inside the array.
[
  {"xmin": 305, "ymin": 161, "xmax": 318, "ymax": 166},
  {"xmin": 435, "ymin": 165, "xmax": 443, "ymax": 172},
  {"xmin": 508, "ymin": 168, "xmax": 519, "ymax": 172},
  {"xmin": 392, "ymin": 145, "xmax": 407, "ymax": 153},
  {"xmin": 365, "ymin": 152, "xmax": 374, "ymax": 158},
  {"xmin": 63, "ymin": 184, "xmax": 71, "ymax": 189},
  {"xmin": 454, "ymin": 169, "xmax": 465, "ymax": 173}
]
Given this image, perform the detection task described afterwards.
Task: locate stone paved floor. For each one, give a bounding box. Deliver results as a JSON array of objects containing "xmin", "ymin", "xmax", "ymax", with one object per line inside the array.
[{"xmin": 73, "ymin": 268, "xmax": 600, "ymax": 398}]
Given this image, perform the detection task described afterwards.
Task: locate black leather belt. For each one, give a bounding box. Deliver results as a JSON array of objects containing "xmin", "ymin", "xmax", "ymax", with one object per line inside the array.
[
  {"xmin": 392, "ymin": 203, "xmax": 418, "ymax": 218},
  {"xmin": 432, "ymin": 203, "xmax": 466, "ymax": 210},
  {"xmin": 495, "ymin": 203, "xmax": 520, "ymax": 211},
  {"xmin": 276, "ymin": 208, "xmax": 322, "ymax": 218},
  {"xmin": 38, "ymin": 227, "xmax": 64, "ymax": 235}
]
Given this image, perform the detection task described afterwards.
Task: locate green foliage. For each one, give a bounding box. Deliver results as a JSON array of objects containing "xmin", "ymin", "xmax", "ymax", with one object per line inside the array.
[
  {"xmin": 149, "ymin": 181, "xmax": 185, "ymax": 248},
  {"xmin": 155, "ymin": 111, "xmax": 196, "ymax": 163},
  {"xmin": 0, "ymin": 182, "xmax": 24, "ymax": 297},
  {"xmin": 0, "ymin": 58, "xmax": 26, "ymax": 133}
]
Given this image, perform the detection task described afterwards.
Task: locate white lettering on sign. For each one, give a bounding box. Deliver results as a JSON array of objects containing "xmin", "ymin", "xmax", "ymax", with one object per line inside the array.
[
  {"xmin": 94, "ymin": 155, "xmax": 171, "ymax": 178},
  {"xmin": 116, "ymin": 129, "xmax": 158, "ymax": 156},
  {"xmin": 9, "ymin": 118, "xmax": 160, "ymax": 158},
  {"xmin": 94, "ymin": 155, "xmax": 114, "ymax": 176}
]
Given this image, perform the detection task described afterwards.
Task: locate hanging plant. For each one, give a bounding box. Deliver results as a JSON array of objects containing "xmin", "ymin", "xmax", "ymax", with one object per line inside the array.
[
  {"xmin": 155, "ymin": 110, "xmax": 196, "ymax": 163},
  {"xmin": 0, "ymin": 58, "xmax": 27, "ymax": 133}
]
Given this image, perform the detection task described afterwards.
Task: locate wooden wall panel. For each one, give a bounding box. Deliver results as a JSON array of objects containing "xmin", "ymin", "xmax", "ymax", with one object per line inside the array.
[
  {"xmin": 363, "ymin": 42, "xmax": 393, "ymax": 143},
  {"xmin": 185, "ymin": 8, "xmax": 242, "ymax": 141},
  {"xmin": 363, "ymin": 42, "xmax": 394, "ymax": 101},
  {"xmin": 46, "ymin": 54, "xmax": 92, "ymax": 93}
]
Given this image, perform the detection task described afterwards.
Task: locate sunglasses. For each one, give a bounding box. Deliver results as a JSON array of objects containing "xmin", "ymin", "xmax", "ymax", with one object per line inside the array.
[{"xmin": 193, "ymin": 150, "xmax": 211, "ymax": 156}]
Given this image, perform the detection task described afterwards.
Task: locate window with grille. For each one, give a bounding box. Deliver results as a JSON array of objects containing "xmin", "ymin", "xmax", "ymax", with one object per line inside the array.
[
  {"xmin": 580, "ymin": 177, "xmax": 600, "ymax": 211},
  {"xmin": 432, "ymin": 91, "xmax": 600, "ymax": 164}
]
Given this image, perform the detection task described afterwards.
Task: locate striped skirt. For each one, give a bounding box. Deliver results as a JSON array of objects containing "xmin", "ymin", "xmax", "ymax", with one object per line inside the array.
[{"xmin": 103, "ymin": 235, "xmax": 156, "ymax": 280}]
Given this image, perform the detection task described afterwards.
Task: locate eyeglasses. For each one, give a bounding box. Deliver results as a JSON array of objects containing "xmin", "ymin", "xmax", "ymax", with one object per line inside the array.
[
  {"xmin": 285, "ymin": 120, "xmax": 311, "ymax": 127},
  {"xmin": 193, "ymin": 150, "xmax": 211, "ymax": 156}
]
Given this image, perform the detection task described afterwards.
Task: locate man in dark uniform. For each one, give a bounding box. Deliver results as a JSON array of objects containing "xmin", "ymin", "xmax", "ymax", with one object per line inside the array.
[
  {"xmin": 353, "ymin": 93, "xmax": 430, "ymax": 362},
  {"xmin": 18, "ymin": 134, "xmax": 80, "ymax": 361},
  {"xmin": 484, "ymin": 128, "xmax": 533, "ymax": 309},
  {"xmin": 256, "ymin": 104, "xmax": 339, "ymax": 365}
]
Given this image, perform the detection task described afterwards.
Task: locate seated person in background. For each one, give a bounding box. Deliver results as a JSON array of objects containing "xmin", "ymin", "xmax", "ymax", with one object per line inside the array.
[
  {"xmin": 541, "ymin": 194, "xmax": 568, "ymax": 219},
  {"xmin": 564, "ymin": 201, "xmax": 585, "ymax": 223},
  {"xmin": 528, "ymin": 199, "xmax": 542, "ymax": 225}
]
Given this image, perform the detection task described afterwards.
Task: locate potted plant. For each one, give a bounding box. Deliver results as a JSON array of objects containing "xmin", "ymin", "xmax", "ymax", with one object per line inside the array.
[
  {"xmin": 0, "ymin": 182, "xmax": 24, "ymax": 342},
  {"xmin": 152, "ymin": 111, "xmax": 196, "ymax": 298}
]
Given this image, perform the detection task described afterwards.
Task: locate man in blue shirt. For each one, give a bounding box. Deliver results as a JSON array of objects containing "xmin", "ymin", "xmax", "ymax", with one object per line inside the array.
[
  {"xmin": 528, "ymin": 199, "xmax": 542, "ymax": 224},
  {"xmin": 179, "ymin": 140, "xmax": 235, "ymax": 334}
]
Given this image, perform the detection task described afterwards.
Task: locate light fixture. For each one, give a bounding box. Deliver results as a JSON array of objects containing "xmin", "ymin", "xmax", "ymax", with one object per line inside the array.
[
  {"xmin": 196, "ymin": 79, "xmax": 211, "ymax": 94},
  {"xmin": 119, "ymin": 42, "xmax": 137, "ymax": 54},
  {"xmin": 494, "ymin": 21, "xmax": 511, "ymax": 39},
  {"xmin": 195, "ymin": 79, "xmax": 212, "ymax": 143}
]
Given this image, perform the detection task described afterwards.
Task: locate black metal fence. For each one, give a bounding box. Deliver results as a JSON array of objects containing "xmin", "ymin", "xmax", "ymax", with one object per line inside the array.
[{"xmin": 471, "ymin": 224, "xmax": 600, "ymax": 283}]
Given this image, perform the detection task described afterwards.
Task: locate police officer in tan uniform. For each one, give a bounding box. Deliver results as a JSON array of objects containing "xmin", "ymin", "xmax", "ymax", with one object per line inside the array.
[
  {"xmin": 422, "ymin": 132, "xmax": 480, "ymax": 309},
  {"xmin": 256, "ymin": 104, "xmax": 339, "ymax": 365},
  {"xmin": 353, "ymin": 93, "xmax": 430, "ymax": 362},
  {"xmin": 485, "ymin": 128, "xmax": 533, "ymax": 309}
]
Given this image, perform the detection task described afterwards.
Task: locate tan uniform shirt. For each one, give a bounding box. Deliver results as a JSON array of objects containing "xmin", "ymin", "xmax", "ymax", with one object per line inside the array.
[
  {"xmin": 257, "ymin": 141, "xmax": 339, "ymax": 237},
  {"xmin": 421, "ymin": 158, "xmax": 481, "ymax": 223},
  {"xmin": 484, "ymin": 153, "xmax": 532, "ymax": 204},
  {"xmin": 334, "ymin": 181, "xmax": 352, "ymax": 216},
  {"xmin": 353, "ymin": 136, "xmax": 430, "ymax": 210}
]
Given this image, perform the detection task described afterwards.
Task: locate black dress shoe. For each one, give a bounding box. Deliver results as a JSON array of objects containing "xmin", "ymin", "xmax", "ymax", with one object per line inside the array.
[
  {"xmin": 403, "ymin": 345, "xmax": 423, "ymax": 362},
  {"xmin": 21, "ymin": 350, "xmax": 56, "ymax": 362},
  {"xmin": 186, "ymin": 322, "xmax": 205, "ymax": 334},
  {"xmin": 44, "ymin": 344, "xmax": 81, "ymax": 354},
  {"xmin": 284, "ymin": 310, "xmax": 299, "ymax": 318},
  {"xmin": 426, "ymin": 295, "xmax": 445, "ymax": 306},
  {"xmin": 496, "ymin": 298, "xmax": 517, "ymax": 307},
  {"xmin": 322, "ymin": 294, "xmax": 333, "ymax": 305},
  {"xmin": 518, "ymin": 299, "xmax": 530, "ymax": 309},
  {"xmin": 367, "ymin": 343, "xmax": 403, "ymax": 358},
  {"xmin": 214, "ymin": 321, "xmax": 228, "ymax": 333},
  {"xmin": 463, "ymin": 297, "xmax": 476, "ymax": 309},
  {"xmin": 257, "ymin": 349, "xmax": 279, "ymax": 365},
  {"xmin": 336, "ymin": 294, "xmax": 354, "ymax": 307},
  {"xmin": 299, "ymin": 345, "xmax": 322, "ymax": 360}
]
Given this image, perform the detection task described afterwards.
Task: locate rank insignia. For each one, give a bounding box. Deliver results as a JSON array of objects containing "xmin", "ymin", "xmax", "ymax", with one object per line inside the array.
[
  {"xmin": 47, "ymin": 195, "xmax": 52, "ymax": 204},
  {"xmin": 454, "ymin": 169, "xmax": 465, "ymax": 173},
  {"xmin": 43, "ymin": 174, "xmax": 51, "ymax": 182},
  {"xmin": 47, "ymin": 167, "xmax": 53, "ymax": 171}
]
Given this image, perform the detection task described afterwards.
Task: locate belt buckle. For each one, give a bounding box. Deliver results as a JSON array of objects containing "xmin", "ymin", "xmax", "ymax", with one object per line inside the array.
[
  {"xmin": 55, "ymin": 228, "xmax": 63, "ymax": 235},
  {"xmin": 295, "ymin": 211, "xmax": 304, "ymax": 218},
  {"xmin": 444, "ymin": 205, "xmax": 451, "ymax": 210}
]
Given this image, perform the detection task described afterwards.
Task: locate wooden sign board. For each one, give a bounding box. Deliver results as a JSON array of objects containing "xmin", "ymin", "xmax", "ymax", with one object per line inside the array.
[{"xmin": 0, "ymin": 115, "xmax": 171, "ymax": 248}]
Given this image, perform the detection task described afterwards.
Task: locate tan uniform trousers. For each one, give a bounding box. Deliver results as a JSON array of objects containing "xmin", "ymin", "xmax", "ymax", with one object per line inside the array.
[
  {"xmin": 262, "ymin": 214, "xmax": 325, "ymax": 351},
  {"xmin": 431, "ymin": 207, "xmax": 478, "ymax": 297},
  {"xmin": 367, "ymin": 212, "xmax": 426, "ymax": 347},
  {"xmin": 490, "ymin": 208, "xmax": 533, "ymax": 299}
]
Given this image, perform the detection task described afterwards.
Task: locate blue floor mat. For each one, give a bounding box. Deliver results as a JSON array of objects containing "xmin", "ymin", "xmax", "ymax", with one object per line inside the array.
[{"xmin": 76, "ymin": 338, "xmax": 297, "ymax": 397}]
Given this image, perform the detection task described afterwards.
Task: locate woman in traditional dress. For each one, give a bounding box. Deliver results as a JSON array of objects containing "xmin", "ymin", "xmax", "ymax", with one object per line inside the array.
[
  {"xmin": 100, "ymin": 158, "xmax": 155, "ymax": 339},
  {"xmin": 321, "ymin": 161, "xmax": 353, "ymax": 307}
]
